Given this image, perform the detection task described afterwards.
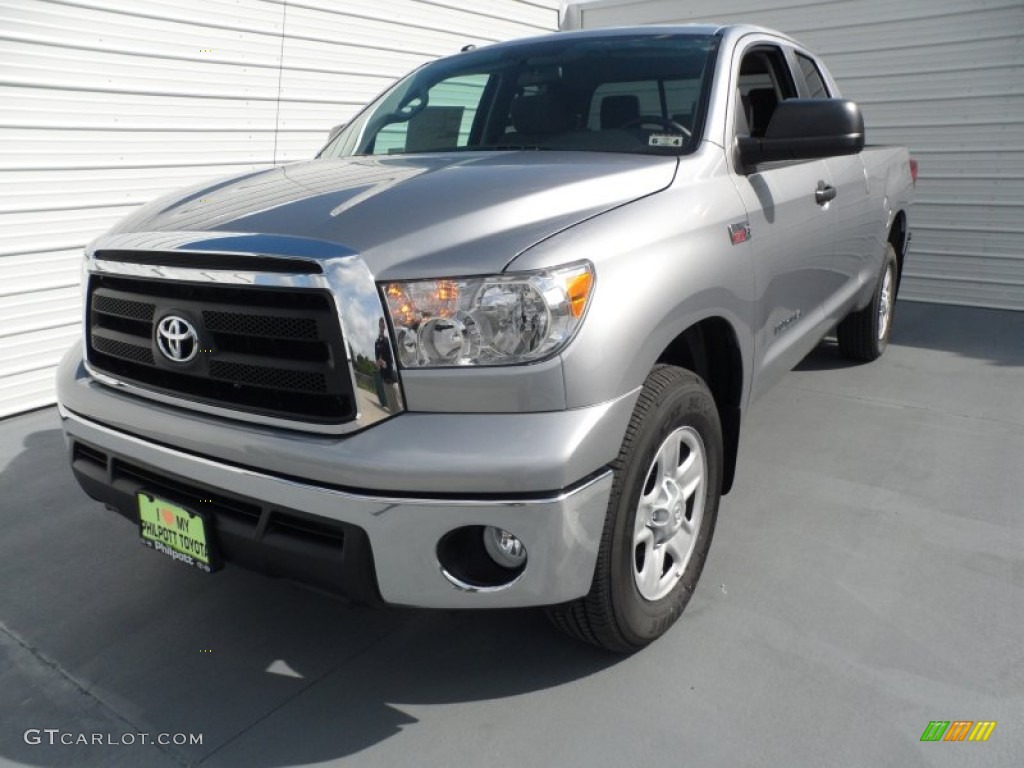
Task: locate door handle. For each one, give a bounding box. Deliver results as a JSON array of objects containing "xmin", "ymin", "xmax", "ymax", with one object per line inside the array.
[{"xmin": 815, "ymin": 181, "xmax": 837, "ymax": 206}]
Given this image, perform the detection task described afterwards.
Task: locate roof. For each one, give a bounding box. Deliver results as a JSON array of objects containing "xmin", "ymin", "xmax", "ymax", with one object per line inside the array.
[{"xmin": 463, "ymin": 23, "xmax": 800, "ymax": 56}]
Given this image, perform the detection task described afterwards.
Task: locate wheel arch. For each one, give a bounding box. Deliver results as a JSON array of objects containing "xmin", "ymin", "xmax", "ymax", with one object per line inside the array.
[{"xmin": 655, "ymin": 316, "xmax": 744, "ymax": 495}]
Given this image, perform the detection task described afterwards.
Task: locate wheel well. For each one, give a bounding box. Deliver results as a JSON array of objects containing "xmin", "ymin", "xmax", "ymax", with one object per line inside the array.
[
  {"xmin": 889, "ymin": 211, "xmax": 908, "ymax": 288},
  {"xmin": 656, "ymin": 318, "xmax": 743, "ymax": 495}
]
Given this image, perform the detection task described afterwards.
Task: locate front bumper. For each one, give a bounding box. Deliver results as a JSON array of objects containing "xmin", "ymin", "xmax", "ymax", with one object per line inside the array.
[
  {"xmin": 59, "ymin": 407, "xmax": 613, "ymax": 608},
  {"xmin": 58, "ymin": 344, "xmax": 637, "ymax": 495}
]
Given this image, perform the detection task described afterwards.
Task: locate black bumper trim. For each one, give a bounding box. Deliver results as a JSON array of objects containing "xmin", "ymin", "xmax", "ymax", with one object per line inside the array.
[{"xmin": 70, "ymin": 440, "xmax": 381, "ymax": 604}]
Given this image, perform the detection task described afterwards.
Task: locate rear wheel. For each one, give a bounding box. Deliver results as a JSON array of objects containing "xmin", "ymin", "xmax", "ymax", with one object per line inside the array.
[
  {"xmin": 837, "ymin": 244, "xmax": 898, "ymax": 362},
  {"xmin": 546, "ymin": 365, "xmax": 722, "ymax": 653}
]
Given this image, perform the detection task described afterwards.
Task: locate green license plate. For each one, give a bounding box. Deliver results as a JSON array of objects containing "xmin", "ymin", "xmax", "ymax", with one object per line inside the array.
[{"xmin": 138, "ymin": 492, "xmax": 218, "ymax": 573}]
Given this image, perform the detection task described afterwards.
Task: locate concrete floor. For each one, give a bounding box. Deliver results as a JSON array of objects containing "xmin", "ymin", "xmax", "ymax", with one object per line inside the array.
[{"xmin": 1, "ymin": 300, "xmax": 1021, "ymax": 768}]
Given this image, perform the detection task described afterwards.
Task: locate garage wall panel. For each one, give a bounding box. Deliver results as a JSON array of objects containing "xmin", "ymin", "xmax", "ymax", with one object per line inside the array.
[
  {"xmin": 566, "ymin": 0, "xmax": 1024, "ymax": 310},
  {"xmin": 272, "ymin": 1, "xmax": 560, "ymax": 162},
  {"xmin": 0, "ymin": 0, "xmax": 559, "ymax": 417},
  {"xmin": 0, "ymin": 250, "xmax": 83, "ymax": 295}
]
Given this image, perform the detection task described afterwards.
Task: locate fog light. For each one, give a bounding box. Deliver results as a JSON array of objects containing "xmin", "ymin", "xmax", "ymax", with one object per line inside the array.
[{"xmin": 482, "ymin": 526, "xmax": 527, "ymax": 569}]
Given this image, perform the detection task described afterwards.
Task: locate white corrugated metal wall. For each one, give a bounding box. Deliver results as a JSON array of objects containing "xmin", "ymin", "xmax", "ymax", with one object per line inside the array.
[
  {"xmin": 566, "ymin": 0, "xmax": 1024, "ymax": 311},
  {"xmin": 0, "ymin": 0, "xmax": 559, "ymax": 418}
]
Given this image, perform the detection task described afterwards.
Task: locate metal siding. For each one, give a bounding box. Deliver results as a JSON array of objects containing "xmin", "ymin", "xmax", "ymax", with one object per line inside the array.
[
  {"xmin": 0, "ymin": 0, "xmax": 559, "ymax": 417},
  {"xmin": 567, "ymin": 0, "xmax": 1024, "ymax": 311}
]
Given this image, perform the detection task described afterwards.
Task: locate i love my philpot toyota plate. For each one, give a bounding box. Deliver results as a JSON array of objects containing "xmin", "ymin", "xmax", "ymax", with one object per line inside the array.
[{"xmin": 138, "ymin": 492, "xmax": 219, "ymax": 573}]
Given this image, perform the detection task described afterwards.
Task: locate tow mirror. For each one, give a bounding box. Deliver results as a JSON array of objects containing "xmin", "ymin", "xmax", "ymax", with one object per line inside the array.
[{"xmin": 738, "ymin": 99, "xmax": 864, "ymax": 167}]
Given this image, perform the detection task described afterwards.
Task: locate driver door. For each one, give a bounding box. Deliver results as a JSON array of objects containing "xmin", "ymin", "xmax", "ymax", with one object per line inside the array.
[{"xmin": 730, "ymin": 42, "xmax": 837, "ymax": 399}]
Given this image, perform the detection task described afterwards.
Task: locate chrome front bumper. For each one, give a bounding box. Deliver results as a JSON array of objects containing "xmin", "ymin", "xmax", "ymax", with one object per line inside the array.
[{"xmin": 58, "ymin": 407, "xmax": 613, "ymax": 609}]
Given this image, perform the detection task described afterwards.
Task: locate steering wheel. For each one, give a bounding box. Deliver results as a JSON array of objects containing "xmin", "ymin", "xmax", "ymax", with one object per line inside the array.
[{"xmin": 622, "ymin": 116, "xmax": 691, "ymax": 138}]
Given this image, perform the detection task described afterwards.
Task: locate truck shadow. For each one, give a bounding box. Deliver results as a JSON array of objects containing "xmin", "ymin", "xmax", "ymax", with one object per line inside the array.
[
  {"xmin": 793, "ymin": 338, "xmax": 859, "ymax": 371},
  {"xmin": 0, "ymin": 417, "xmax": 618, "ymax": 768},
  {"xmin": 886, "ymin": 301, "xmax": 1024, "ymax": 367},
  {"xmin": 795, "ymin": 301, "xmax": 1023, "ymax": 372}
]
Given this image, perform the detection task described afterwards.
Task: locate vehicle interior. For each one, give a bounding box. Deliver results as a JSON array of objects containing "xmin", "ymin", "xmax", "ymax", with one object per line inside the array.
[{"xmin": 735, "ymin": 47, "xmax": 796, "ymax": 137}]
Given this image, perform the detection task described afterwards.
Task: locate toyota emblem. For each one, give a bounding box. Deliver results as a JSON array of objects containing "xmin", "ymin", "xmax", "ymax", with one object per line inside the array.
[{"xmin": 156, "ymin": 315, "xmax": 199, "ymax": 363}]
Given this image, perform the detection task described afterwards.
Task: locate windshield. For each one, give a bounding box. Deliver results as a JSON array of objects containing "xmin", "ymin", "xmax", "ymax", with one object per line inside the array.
[{"xmin": 320, "ymin": 33, "xmax": 719, "ymax": 158}]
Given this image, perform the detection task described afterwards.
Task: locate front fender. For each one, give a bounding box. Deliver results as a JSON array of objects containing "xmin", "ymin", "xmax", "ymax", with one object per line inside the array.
[{"xmin": 510, "ymin": 147, "xmax": 755, "ymax": 411}]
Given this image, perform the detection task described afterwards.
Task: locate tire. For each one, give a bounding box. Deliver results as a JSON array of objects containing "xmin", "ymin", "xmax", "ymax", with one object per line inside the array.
[
  {"xmin": 546, "ymin": 365, "xmax": 723, "ymax": 653},
  {"xmin": 837, "ymin": 244, "xmax": 898, "ymax": 362}
]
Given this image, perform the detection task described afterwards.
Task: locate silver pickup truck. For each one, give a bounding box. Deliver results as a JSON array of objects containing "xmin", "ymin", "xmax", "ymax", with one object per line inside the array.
[{"xmin": 57, "ymin": 25, "xmax": 913, "ymax": 652}]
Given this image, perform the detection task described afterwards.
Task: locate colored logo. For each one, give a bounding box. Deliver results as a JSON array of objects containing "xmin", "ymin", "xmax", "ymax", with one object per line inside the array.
[
  {"xmin": 728, "ymin": 221, "xmax": 751, "ymax": 245},
  {"xmin": 156, "ymin": 315, "xmax": 199, "ymax": 363},
  {"xmin": 920, "ymin": 721, "xmax": 996, "ymax": 742}
]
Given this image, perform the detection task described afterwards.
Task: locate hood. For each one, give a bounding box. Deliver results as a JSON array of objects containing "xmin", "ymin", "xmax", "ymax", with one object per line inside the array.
[{"xmin": 106, "ymin": 152, "xmax": 678, "ymax": 279}]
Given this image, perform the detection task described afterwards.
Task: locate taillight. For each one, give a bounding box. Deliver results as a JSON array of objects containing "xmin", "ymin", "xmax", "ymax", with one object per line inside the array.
[{"xmin": 909, "ymin": 158, "xmax": 919, "ymax": 185}]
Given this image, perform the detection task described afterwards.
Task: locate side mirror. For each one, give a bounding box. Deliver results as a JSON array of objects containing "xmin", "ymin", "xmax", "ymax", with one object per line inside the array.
[{"xmin": 738, "ymin": 99, "xmax": 864, "ymax": 167}]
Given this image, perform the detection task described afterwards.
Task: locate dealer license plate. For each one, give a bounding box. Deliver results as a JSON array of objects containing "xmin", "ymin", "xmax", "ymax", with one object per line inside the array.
[{"xmin": 138, "ymin": 492, "xmax": 218, "ymax": 573}]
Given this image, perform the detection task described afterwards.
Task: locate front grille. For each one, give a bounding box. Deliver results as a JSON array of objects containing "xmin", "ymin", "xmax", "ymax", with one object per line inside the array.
[
  {"xmin": 207, "ymin": 360, "xmax": 327, "ymax": 393},
  {"xmin": 92, "ymin": 335, "xmax": 155, "ymax": 364},
  {"xmin": 86, "ymin": 273, "xmax": 355, "ymax": 425},
  {"xmin": 92, "ymin": 294, "xmax": 155, "ymax": 322},
  {"xmin": 202, "ymin": 311, "xmax": 319, "ymax": 340}
]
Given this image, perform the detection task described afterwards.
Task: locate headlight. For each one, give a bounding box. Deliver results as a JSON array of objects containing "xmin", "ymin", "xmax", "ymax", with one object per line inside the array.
[{"xmin": 382, "ymin": 262, "xmax": 594, "ymax": 368}]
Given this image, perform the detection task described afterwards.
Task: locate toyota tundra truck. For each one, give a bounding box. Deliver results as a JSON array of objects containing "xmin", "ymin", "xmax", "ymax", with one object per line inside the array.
[{"xmin": 56, "ymin": 25, "xmax": 914, "ymax": 652}]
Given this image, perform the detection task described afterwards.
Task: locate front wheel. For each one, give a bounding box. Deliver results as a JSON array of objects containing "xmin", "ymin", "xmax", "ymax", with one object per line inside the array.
[
  {"xmin": 546, "ymin": 365, "xmax": 722, "ymax": 653},
  {"xmin": 837, "ymin": 243, "xmax": 899, "ymax": 362}
]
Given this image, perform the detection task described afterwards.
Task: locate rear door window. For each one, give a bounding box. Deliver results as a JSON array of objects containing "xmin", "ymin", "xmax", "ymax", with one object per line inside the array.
[{"xmin": 794, "ymin": 53, "xmax": 830, "ymax": 98}]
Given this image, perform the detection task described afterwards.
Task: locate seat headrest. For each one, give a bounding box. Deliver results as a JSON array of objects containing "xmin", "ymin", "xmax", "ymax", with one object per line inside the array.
[
  {"xmin": 510, "ymin": 93, "xmax": 574, "ymax": 135},
  {"xmin": 739, "ymin": 93, "xmax": 752, "ymax": 134},
  {"xmin": 600, "ymin": 95, "xmax": 640, "ymax": 129},
  {"xmin": 746, "ymin": 88, "xmax": 778, "ymax": 136}
]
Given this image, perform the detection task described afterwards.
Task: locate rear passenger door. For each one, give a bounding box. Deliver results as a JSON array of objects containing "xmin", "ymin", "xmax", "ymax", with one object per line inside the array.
[{"xmin": 729, "ymin": 41, "xmax": 836, "ymax": 399}]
